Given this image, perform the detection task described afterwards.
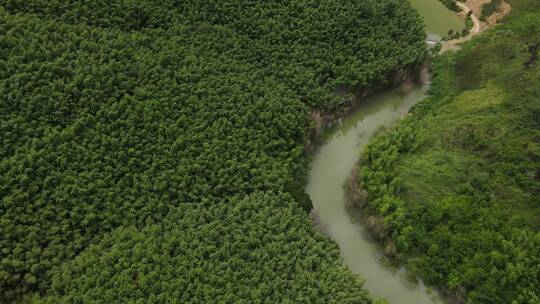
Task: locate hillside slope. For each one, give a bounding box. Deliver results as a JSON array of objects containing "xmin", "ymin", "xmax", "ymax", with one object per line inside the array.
[{"xmin": 356, "ymin": 1, "xmax": 540, "ymax": 303}]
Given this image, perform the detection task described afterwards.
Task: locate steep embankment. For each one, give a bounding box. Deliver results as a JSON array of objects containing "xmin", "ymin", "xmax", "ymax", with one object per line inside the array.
[
  {"xmin": 355, "ymin": 1, "xmax": 540, "ymax": 303},
  {"xmin": 0, "ymin": 1, "xmax": 427, "ymax": 303}
]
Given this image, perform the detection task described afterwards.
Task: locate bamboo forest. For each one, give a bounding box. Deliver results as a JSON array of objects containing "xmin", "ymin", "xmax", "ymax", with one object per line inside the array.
[{"xmin": 0, "ymin": 0, "xmax": 538, "ymax": 303}]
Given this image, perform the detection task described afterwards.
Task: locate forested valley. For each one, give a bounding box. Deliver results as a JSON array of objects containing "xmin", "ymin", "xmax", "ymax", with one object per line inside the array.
[
  {"xmin": 0, "ymin": 0, "xmax": 427, "ymax": 302},
  {"xmin": 356, "ymin": 0, "xmax": 540, "ymax": 303}
]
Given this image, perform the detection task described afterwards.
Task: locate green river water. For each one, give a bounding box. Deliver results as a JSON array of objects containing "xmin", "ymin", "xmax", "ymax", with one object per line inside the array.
[
  {"xmin": 409, "ymin": 0, "xmax": 465, "ymax": 41},
  {"xmin": 305, "ymin": 2, "xmax": 465, "ymax": 303}
]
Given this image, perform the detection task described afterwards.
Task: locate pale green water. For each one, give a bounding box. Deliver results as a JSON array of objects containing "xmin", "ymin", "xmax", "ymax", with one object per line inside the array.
[
  {"xmin": 305, "ymin": 3, "xmax": 464, "ymax": 303},
  {"xmin": 409, "ymin": 0, "xmax": 465, "ymax": 41},
  {"xmin": 306, "ymin": 83, "xmax": 448, "ymax": 304}
]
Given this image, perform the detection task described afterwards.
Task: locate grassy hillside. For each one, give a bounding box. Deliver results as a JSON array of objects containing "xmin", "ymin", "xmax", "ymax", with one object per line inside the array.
[
  {"xmin": 357, "ymin": 1, "xmax": 540, "ymax": 303},
  {"xmin": 0, "ymin": 1, "xmax": 426, "ymax": 302}
]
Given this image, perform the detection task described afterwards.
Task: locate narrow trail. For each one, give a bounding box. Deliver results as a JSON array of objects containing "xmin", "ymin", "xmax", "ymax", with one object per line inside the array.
[
  {"xmin": 440, "ymin": 0, "xmax": 482, "ymax": 51},
  {"xmin": 456, "ymin": 0, "xmax": 481, "ymax": 34}
]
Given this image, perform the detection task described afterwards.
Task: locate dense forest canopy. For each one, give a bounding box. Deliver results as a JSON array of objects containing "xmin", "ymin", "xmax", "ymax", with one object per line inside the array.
[
  {"xmin": 1, "ymin": 0, "xmax": 426, "ymax": 110},
  {"xmin": 43, "ymin": 193, "xmax": 373, "ymax": 303},
  {"xmin": 0, "ymin": 0, "xmax": 426, "ymax": 302},
  {"xmin": 356, "ymin": 1, "xmax": 540, "ymax": 303}
]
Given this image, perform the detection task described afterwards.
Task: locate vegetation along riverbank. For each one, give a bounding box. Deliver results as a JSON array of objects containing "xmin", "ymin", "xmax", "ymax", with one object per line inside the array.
[
  {"xmin": 353, "ymin": 0, "xmax": 540, "ymax": 303},
  {"xmin": 0, "ymin": 0, "xmax": 429, "ymax": 303}
]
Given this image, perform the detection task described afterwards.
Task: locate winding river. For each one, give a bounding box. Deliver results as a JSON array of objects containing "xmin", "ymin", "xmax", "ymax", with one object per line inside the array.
[{"xmin": 306, "ymin": 2, "xmax": 465, "ymax": 303}]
